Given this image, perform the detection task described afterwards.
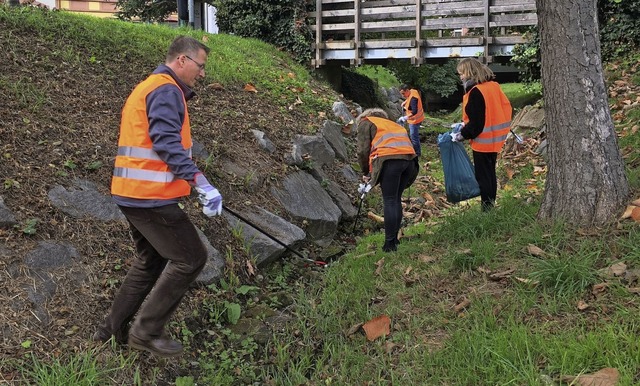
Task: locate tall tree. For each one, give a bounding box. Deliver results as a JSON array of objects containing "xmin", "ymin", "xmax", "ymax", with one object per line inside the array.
[{"xmin": 535, "ymin": 0, "xmax": 629, "ymax": 225}]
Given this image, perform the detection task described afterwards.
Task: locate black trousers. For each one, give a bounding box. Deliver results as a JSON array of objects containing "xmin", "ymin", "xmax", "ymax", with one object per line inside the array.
[
  {"xmin": 99, "ymin": 204, "xmax": 207, "ymax": 340},
  {"xmin": 472, "ymin": 151, "xmax": 498, "ymax": 209},
  {"xmin": 379, "ymin": 159, "xmax": 418, "ymax": 244}
]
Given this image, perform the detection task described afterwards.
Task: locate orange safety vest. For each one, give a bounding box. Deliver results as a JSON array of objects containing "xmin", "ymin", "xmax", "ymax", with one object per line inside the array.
[
  {"xmin": 462, "ymin": 81, "xmax": 512, "ymax": 153},
  {"xmin": 367, "ymin": 116, "xmax": 416, "ymax": 171},
  {"xmin": 401, "ymin": 89, "xmax": 425, "ymax": 124},
  {"xmin": 111, "ymin": 74, "xmax": 193, "ymax": 199}
]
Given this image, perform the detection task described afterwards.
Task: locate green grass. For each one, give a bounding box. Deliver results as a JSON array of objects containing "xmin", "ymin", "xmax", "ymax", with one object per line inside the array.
[
  {"xmin": 0, "ymin": 6, "xmax": 333, "ymax": 115},
  {"xmin": 354, "ymin": 65, "xmax": 400, "ymax": 89},
  {"xmin": 501, "ymin": 82, "xmax": 542, "ymax": 109},
  {"xmin": 18, "ymin": 350, "xmax": 140, "ymax": 386}
]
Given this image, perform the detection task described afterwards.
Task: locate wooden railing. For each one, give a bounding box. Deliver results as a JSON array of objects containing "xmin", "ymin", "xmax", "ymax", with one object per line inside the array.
[{"xmin": 309, "ymin": 0, "xmax": 537, "ymax": 67}]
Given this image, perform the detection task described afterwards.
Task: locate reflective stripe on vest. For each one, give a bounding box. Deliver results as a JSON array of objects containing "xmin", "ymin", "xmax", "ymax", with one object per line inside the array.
[
  {"xmin": 111, "ymin": 74, "xmax": 192, "ymax": 200},
  {"xmin": 462, "ymin": 81, "xmax": 512, "ymax": 153},
  {"xmin": 117, "ymin": 146, "xmax": 193, "ymax": 160},
  {"xmin": 401, "ymin": 89, "xmax": 424, "ymax": 124},
  {"xmin": 367, "ymin": 116, "xmax": 416, "ymax": 171}
]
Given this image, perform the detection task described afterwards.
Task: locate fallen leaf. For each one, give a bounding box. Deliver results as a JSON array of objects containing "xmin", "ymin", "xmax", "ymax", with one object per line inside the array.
[
  {"xmin": 419, "ymin": 254, "xmax": 437, "ymax": 263},
  {"xmin": 384, "ymin": 341, "xmax": 398, "ymax": 354},
  {"xmin": 620, "ymin": 205, "xmax": 635, "ymax": 219},
  {"xmin": 352, "ymin": 251, "xmax": 375, "ymax": 259},
  {"xmin": 367, "ymin": 211, "xmax": 384, "ymax": 223},
  {"xmin": 362, "ymin": 314, "xmax": 391, "ymax": 341},
  {"xmin": 453, "ymin": 298, "xmax": 471, "ymax": 313},
  {"xmin": 288, "ymin": 96, "xmax": 303, "ymax": 110},
  {"xmin": 404, "ymin": 266, "xmax": 413, "ymax": 276},
  {"xmin": 346, "ymin": 322, "xmax": 364, "ymax": 337},
  {"xmin": 592, "ymin": 282, "xmax": 608, "ymax": 296},
  {"xmin": 533, "ymin": 166, "xmax": 546, "ymax": 175},
  {"xmin": 527, "ymin": 244, "xmax": 546, "ymax": 257},
  {"xmin": 577, "ymin": 300, "xmax": 589, "ymax": 311},
  {"xmin": 560, "ymin": 367, "xmax": 619, "ymax": 386},
  {"xmin": 489, "ymin": 268, "xmax": 515, "ymax": 281},
  {"xmin": 505, "ymin": 167, "xmax": 515, "ymax": 180},
  {"xmin": 374, "ymin": 258, "xmax": 385, "ymax": 276},
  {"xmin": 207, "ymin": 82, "xmax": 225, "ymax": 90},
  {"xmin": 608, "ymin": 262, "xmax": 627, "ymax": 277},
  {"xmin": 631, "ymin": 198, "xmax": 640, "ymax": 206},
  {"xmin": 243, "ymin": 83, "xmax": 258, "ymax": 93},
  {"xmin": 245, "ymin": 260, "xmax": 256, "ymax": 276},
  {"xmin": 514, "ymin": 276, "xmax": 539, "ymax": 286},
  {"xmin": 632, "ymin": 207, "xmax": 640, "ymax": 222},
  {"xmin": 287, "ymin": 72, "xmax": 295, "ymax": 79}
]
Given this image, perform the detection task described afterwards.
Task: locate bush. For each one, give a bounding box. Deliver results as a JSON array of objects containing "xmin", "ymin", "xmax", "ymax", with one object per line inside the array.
[
  {"xmin": 387, "ymin": 59, "xmax": 459, "ymax": 99},
  {"xmin": 212, "ymin": 0, "xmax": 312, "ymax": 64},
  {"xmin": 598, "ymin": 0, "xmax": 640, "ymax": 60}
]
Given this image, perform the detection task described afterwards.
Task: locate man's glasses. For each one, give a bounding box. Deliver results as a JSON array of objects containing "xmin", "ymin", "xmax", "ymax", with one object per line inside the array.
[{"xmin": 185, "ymin": 55, "xmax": 205, "ymax": 70}]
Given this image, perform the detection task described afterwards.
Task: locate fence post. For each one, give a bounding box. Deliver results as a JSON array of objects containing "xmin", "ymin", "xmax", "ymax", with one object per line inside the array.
[
  {"xmin": 314, "ymin": 0, "xmax": 324, "ymax": 68},
  {"xmin": 413, "ymin": 0, "xmax": 423, "ymax": 66},
  {"xmin": 353, "ymin": 0, "xmax": 362, "ymax": 66},
  {"xmin": 483, "ymin": 0, "xmax": 491, "ymax": 63}
]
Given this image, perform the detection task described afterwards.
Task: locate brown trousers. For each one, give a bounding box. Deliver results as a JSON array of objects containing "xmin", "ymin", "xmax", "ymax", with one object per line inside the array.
[{"xmin": 99, "ymin": 204, "xmax": 207, "ymax": 340}]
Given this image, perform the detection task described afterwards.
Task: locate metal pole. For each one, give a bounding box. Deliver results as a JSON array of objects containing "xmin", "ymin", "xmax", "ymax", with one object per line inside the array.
[{"xmin": 352, "ymin": 194, "xmax": 365, "ymax": 233}]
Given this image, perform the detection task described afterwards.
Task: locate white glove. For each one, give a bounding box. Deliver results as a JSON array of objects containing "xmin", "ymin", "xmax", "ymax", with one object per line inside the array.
[
  {"xmin": 450, "ymin": 122, "xmax": 464, "ymax": 133},
  {"xmin": 358, "ymin": 183, "xmax": 372, "ymax": 195},
  {"xmin": 450, "ymin": 132, "xmax": 464, "ymax": 142},
  {"xmin": 194, "ymin": 174, "xmax": 223, "ymax": 217},
  {"xmin": 396, "ymin": 116, "xmax": 408, "ymax": 124}
]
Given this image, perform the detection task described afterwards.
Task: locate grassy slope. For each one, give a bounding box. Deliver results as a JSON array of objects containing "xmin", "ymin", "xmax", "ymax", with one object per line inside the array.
[{"xmin": 265, "ymin": 73, "xmax": 640, "ymax": 384}]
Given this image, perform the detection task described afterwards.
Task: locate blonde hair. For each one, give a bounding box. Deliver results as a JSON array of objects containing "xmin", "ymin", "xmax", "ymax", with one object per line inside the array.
[{"xmin": 456, "ymin": 58, "xmax": 495, "ymax": 84}]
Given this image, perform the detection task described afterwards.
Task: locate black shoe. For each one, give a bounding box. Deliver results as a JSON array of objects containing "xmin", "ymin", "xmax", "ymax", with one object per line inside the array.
[
  {"xmin": 382, "ymin": 241, "xmax": 397, "ymax": 252},
  {"xmin": 481, "ymin": 201, "xmax": 494, "ymax": 212},
  {"xmin": 128, "ymin": 334, "xmax": 183, "ymax": 358}
]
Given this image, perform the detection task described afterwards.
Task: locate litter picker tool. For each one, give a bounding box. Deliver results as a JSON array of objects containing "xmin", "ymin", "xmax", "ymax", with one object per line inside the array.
[
  {"xmin": 352, "ymin": 183, "xmax": 372, "ymax": 233},
  {"xmin": 510, "ymin": 129, "xmax": 524, "ymax": 144},
  {"xmin": 222, "ymin": 205, "xmax": 327, "ymax": 267}
]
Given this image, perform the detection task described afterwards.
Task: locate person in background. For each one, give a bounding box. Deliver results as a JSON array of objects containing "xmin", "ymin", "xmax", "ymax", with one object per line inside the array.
[
  {"xmin": 397, "ymin": 84, "xmax": 425, "ymax": 157},
  {"xmin": 451, "ymin": 57, "xmax": 512, "ymax": 211},
  {"xmin": 356, "ymin": 108, "xmax": 418, "ymax": 252},
  {"xmin": 93, "ymin": 36, "xmax": 222, "ymax": 358}
]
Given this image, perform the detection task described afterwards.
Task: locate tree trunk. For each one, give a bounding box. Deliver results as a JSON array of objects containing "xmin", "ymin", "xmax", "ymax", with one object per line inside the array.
[
  {"xmin": 8, "ymin": 0, "xmax": 21, "ymax": 6},
  {"xmin": 535, "ymin": 0, "xmax": 629, "ymax": 225}
]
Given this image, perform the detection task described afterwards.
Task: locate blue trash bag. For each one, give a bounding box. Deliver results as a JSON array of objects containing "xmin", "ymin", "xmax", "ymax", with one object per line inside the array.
[{"xmin": 437, "ymin": 131, "xmax": 481, "ymax": 203}]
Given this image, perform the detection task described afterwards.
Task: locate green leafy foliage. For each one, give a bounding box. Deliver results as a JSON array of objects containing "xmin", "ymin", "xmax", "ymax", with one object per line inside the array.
[
  {"xmin": 387, "ymin": 59, "xmax": 459, "ymax": 98},
  {"xmin": 510, "ymin": 27, "xmax": 540, "ymax": 83},
  {"xmin": 115, "ymin": 0, "xmax": 176, "ymax": 22},
  {"xmin": 212, "ymin": 0, "xmax": 312, "ymax": 63},
  {"xmin": 512, "ymin": 0, "xmax": 640, "ymax": 79},
  {"xmin": 225, "ymin": 301, "xmax": 241, "ymax": 325},
  {"xmin": 598, "ymin": 0, "xmax": 640, "ymax": 60}
]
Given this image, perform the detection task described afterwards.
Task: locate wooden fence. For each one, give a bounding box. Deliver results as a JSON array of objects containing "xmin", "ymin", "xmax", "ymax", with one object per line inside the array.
[{"xmin": 308, "ymin": 0, "xmax": 538, "ymax": 67}]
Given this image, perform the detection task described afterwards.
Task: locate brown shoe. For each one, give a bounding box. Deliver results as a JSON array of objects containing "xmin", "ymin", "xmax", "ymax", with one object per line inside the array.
[
  {"xmin": 128, "ymin": 334, "xmax": 183, "ymax": 358},
  {"xmin": 92, "ymin": 327, "xmax": 127, "ymax": 345}
]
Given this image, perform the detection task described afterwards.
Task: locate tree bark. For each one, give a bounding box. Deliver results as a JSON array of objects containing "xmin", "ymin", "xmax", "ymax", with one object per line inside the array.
[{"xmin": 535, "ymin": 0, "xmax": 629, "ymax": 226}]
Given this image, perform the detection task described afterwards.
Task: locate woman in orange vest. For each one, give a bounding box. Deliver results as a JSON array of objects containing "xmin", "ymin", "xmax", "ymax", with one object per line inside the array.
[
  {"xmin": 398, "ymin": 84, "xmax": 425, "ymax": 157},
  {"xmin": 451, "ymin": 58, "xmax": 512, "ymax": 211},
  {"xmin": 356, "ymin": 108, "xmax": 418, "ymax": 252}
]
